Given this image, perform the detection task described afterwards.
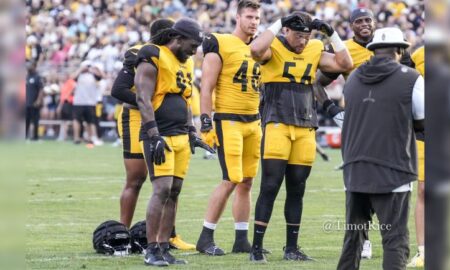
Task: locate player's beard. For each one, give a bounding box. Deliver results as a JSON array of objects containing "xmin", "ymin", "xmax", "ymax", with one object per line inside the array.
[
  {"xmin": 175, "ymin": 50, "xmax": 189, "ymax": 63},
  {"xmin": 240, "ymin": 23, "xmax": 257, "ymax": 37},
  {"xmin": 355, "ymin": 26, "xmax": 374, "ymax": 43}
]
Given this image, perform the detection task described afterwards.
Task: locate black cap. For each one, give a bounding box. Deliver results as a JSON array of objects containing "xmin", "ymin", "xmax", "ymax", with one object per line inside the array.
[
  {"xmin": 172, "ymin": 18, "xmax": 204, "ymax": 43},
  {"xmin": 150, "ymin": 19, "xmax": 174, "ymax": 37},
  {"xmin": 350, "ymin": 8, "xmax": 374, "ymax": 23}
]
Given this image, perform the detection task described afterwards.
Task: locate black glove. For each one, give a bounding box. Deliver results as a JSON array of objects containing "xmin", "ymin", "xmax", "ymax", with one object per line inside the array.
[
  {"xmin": 149, "ymin": 134, "xmax": 172, "ymax": 165},
  {"xmin": 310, "ymin": 19, "xmax": 334, "ymax": 36},
  {"xmin": 200, "ymin": 113, "xmax": 213, "ymax": 132},
  {"xmin": 188, "ymin": 127, "xmax": 216, "ymax": 154},
  {"xmin": 323, "ymin": 99, "xmax": 343, "ymax": 118},
  {"xmin": 281, "ymin": 14, "xmax": 306, "ymax": 31}
]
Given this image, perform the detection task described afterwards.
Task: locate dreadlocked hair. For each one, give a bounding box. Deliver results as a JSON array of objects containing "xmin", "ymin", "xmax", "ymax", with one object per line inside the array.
[{"xmin": 150, "ymin": 28, "xmax": 181, "ymax": 46}]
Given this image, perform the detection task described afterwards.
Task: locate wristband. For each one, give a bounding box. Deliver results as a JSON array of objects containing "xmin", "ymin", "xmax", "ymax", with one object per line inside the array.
[
  {"xmin": 268, "ymin": 19, "xmax": 282, "ymax": 36},
  {"xmin": 200, "ymin": 113, "xmax": 213, "ymax": 132},
  {"xmin": 329, "ymin": 32, "xmax": 346, "ymax": 52},
  {"xmin": 142, "ymin": 121, "xmax": 157, "ymax": 133}
]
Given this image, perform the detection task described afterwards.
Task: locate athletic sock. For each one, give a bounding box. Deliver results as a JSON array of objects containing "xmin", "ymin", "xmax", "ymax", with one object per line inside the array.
[
  {"xmin": 170, "ymin": 227, "xmax": 177, "ymax": 238},
  {"xmin": 199, "ymin": 221, "xmax": 216, "ymax": 243},
  {"xmin": 286, "ymin": 224, "xmax": 300, "ymax": 248},
  {"xmin": 252, "ymin": 224, "xmax": 267, "ymax": 249},
  {"xmin": 234, "ymin": 222, "xmax": 249, "ymax": 242}
]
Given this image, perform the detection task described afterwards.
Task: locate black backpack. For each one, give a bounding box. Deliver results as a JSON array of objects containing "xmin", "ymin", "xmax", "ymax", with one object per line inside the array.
[{"xmin": 93, "ymin": 220, "xmax": 131, "ymax": 256}]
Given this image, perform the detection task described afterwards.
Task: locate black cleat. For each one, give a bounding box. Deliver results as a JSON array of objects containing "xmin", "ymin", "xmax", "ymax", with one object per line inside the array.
[
  {"xmin": 144, "ymin": 245, "xmax": 169, "ymax": 267},
  {"xmin": 196, "ymin": 241, "xmax": 225, "ymax": 256},
  {"xmin": 283, "ymin": 246, "xmax": 314, "ymax": 261},
  {"xmin": 160, "ymin": 243, "xmax": 187, "ymax": 265},
  {"xmin": 232, "ymin": 240, "xmax": 252, "ymax": 253},
  {"xmin": 249, "ymin": 247, "xmax": 267, "ymax": 263}
]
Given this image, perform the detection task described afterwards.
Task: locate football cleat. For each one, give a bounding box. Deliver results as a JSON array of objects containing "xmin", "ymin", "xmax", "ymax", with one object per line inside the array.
[
  {"xmin": 160, "ymin": 243, "xmax": 188, "ymax": 264},
  {"xmin": 169, "ymin": 235, "xmax": 196, "ymax": 251},
  {"xmin": 361, "ymin": 240, "xmax": 372, "ymax": 259},
  {"xmin": 249, "ymin": 247, "xmax": 267, "ymax": 263},
  {"xmin": 196, "ymin": 242, "xmax": 225, "ymax": 256},
  {"xmin": 407, "ymin": 252, "xmax": 424, "ymax": 268},
  {"xmin": 232, "ymin": 240, "xmax": 252, "ymax": 253},
  {"xmin": 144, "ymin": 245, "xmax": 169, "ymax": 267},
  {"xmin": 283, "ymin": 246, "xmax": 314, "ymax": 261}
]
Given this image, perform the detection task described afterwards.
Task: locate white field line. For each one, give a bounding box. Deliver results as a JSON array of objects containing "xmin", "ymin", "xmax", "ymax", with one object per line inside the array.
[
  {"xmin": 27, "ymin": 245, "xmax": 364, "ymax": 262},
  {"xmin": 28, "ymin": 188, "xmax": 343, "ymax": 203},
  {"xmin": 26, "ymin": 214, "xmax": 345, "ymax": 228},
  {"xmin": 28, "ymin": 176, "xmax": 118, "ymax": 182}
]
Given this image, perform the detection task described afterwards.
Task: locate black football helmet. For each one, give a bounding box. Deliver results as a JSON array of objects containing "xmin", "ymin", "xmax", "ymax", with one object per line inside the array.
[
  {"xmin": 93, "ymin": 220, "xmax": 131, "ymax": 256},
  {"xmin": 129, "ymin": 220, "xmax": 148, "ymax": 254}
]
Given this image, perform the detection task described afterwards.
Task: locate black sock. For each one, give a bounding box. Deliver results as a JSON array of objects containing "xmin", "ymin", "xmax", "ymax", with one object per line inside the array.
[
  {"xmin": 286, "ymin": 225, "xmax": 300, "ymax": 249},
  {"xmin": 200, "ymin": 226, "xmax": 214, "ymax": 241},
  {"xmin": 171, "ymin": 226, "xmax": 177, "ymax": 238},
  {"xmin": 252, "ymin": 224, "xmax": 267, "ymax": 249},
  {"xmin": 235, "ymin": 229, "xmax": 248, "ymax": 242}
]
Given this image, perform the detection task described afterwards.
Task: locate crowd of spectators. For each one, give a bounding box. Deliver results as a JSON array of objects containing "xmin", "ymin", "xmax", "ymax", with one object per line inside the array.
[{"xmin": 25, "ymin": 0, "xmax": 424, "ymax": 141}]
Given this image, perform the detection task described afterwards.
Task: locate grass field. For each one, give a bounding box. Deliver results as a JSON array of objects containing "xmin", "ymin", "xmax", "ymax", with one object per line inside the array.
[{"xmin": 25, "ymin": 141, "xmax": 421, "ymax": 269}]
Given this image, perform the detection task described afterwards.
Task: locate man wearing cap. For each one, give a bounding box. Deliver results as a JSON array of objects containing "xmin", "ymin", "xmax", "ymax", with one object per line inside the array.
[
  {"xmin": 333, "ymin": 27, "xmax": 424, "ymax": 270},
  {"xmin": 135, "ymin": 17, "xmax": 214, "ymax": 266},
  {"xmin": 316, "ymin": 8, "xmax": 376, "ymax": 259},
  {"xmin": 111, "ymin": 18, "xmax": 197, "ymax": 251},
  {"xmin": 248, "ymin": 11, "xmax": 352, "ymax": 263}
]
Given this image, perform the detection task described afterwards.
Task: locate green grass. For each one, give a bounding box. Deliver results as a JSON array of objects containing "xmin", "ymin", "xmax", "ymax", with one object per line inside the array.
[{"xmin": 25, "ymin": 141, "xmax": 421, "ymax": 269}]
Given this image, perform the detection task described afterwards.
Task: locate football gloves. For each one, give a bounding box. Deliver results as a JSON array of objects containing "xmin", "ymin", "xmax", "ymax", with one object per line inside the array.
[
  {"xmin": 148, "ymin": 134, "xmax": 172, "ymax": 165},
  {"xmin": 200, "ymin": 114, "xmax": 220, "ymax": 148},
  {"xmin": 310, "ymin": 19, "xmax": 334, "ymax": 36},
  {"xmin": 189, "ymin": 128, "xmax": 216, "ymax": 154},
  {"xmin": 281, "ymin": 14, "xmax": 310, "ymax": 32}
]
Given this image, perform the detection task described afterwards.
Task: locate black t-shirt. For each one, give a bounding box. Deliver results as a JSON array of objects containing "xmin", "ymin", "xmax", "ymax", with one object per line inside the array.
[{"xmin": 26, "ymin": 72, "xmax": 43, "ymax": 107}]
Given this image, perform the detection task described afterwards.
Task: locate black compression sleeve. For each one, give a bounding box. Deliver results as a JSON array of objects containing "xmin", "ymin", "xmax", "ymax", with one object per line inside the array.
[{"xmin": 111, "ymin": 68, "xmax": 138, "ymax": 106}]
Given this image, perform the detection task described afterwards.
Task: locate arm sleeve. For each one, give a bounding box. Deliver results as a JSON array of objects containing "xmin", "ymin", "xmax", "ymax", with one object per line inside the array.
[
  {"xmin": 123, "ymin": 47, "xmax": 139, "ymax": 73},
  {"xmin": 111, "ymin": 68, "xmax": 138, "ymax": 106},
  {"xmin": 202, "ymin": 34, "xmax": 220, "ymax": 58},
  {"xmin": 320, "ymin": 43, "xmax": 341, "ymax": 80},
  {"xmin": 412, "ymin": 75, "xmax": 424, "ymax": 120},
  {"xmin": 135, "ymin": 44, "xmax": 160, "ymax": 68}
]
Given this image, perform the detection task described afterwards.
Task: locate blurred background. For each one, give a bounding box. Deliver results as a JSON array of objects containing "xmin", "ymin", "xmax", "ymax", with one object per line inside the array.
[{"xmin": 21, "ymin": 0, "xmax": 424, "ymax": 144}]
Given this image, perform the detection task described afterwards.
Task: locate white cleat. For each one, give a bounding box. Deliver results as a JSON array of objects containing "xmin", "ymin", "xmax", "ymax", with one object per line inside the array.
[
  {"xmin": 361, "ymin": 240, "xmax": 372, "ymax": 259},
  {"xmin": 407, "ymin": 252, "xmax": 424, "ymax": 268}
]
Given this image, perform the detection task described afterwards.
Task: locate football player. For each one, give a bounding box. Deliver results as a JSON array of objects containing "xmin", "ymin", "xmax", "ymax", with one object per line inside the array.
[
  {"xmin": 134, "ymin": 18, "xmax": 213, "ymax": 266},
  {"xmin": 111, "ymin": 19, "xmax": 196, "ymax": 251},
  {"xmin": 196, "ymin": 0, "xmax": 263, "ymax": 255},
  {"xmin": 407, "ymin": 45, "xmax": 425, "ymax": 268},
  {"xmin": 248, "ymin": 11, "xmax": 352, "ymax": 263}
]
